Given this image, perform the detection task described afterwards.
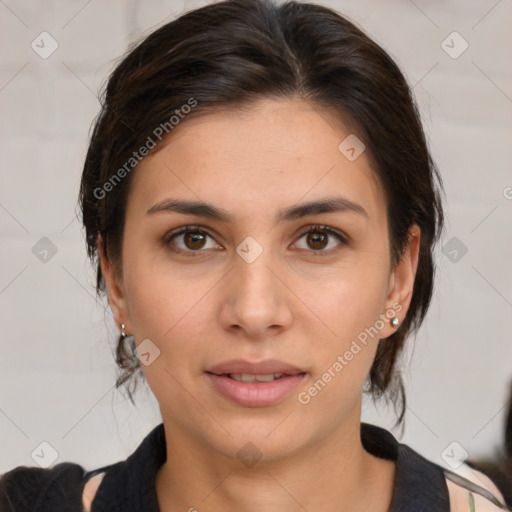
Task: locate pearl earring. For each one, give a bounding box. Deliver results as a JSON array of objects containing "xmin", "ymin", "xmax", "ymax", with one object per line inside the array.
[
  {"xmin": 391, "ymin": 316, "xmax": 399, "ymax": 327},
  {"xmin": 121, "ymin": 323, "xmax": 127, "ymax": 339}
]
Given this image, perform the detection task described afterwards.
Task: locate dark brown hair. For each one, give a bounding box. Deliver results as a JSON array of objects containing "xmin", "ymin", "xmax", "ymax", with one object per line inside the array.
[{"xmin": 79, "ymin": 0, "xmax": 444, "ymax": 427}]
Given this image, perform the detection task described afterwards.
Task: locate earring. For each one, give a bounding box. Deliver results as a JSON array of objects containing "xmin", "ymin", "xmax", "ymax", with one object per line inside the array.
[
  {"xmin": 391, "ymin": 316, "xmax": 399, "ymax": 328},
  {"xmin": 121, "ymin": 323, "xmax": 127, "ymax": 339}
]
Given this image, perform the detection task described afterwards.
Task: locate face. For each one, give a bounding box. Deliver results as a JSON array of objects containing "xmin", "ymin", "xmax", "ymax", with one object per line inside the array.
[{"xmin": 101, "ymin": 97, "xmax": 419, "ymax": 462}]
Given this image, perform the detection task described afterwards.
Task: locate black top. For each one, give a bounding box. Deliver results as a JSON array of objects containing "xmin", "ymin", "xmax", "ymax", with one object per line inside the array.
[{"xmin": 0, "ymin": 422, "xmax": 506, "ymax": 511}]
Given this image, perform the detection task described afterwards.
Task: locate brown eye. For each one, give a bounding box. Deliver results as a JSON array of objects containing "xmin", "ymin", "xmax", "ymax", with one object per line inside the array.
[
  {"xmin": 307, "ymin": 231, "xmax": 329, "ymax": 250},
  {"xmin": 183, "ymin": 231, "xmax": 207, "ymax": 250},
  {"xmin": 164, "ymin": 226, "xmax": 221, "ymax": 255},
  {"xmin": 295, "ymin": 225, "xmax": 347, "ymax": 254}
]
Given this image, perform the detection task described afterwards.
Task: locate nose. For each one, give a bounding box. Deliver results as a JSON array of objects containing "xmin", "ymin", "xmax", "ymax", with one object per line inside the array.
[{"xmin": 218, "ymin": 242, "xmax": 293, "ymax": 342}]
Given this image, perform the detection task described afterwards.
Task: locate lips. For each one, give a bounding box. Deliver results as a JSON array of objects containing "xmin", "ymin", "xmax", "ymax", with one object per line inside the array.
[
  {"xmin": 205, "ymin": 359, "xmax": 307, "ymax": 407},
  {"xmin": 206, "ymin": 358, "xmax": 305, "ymax": 377}
]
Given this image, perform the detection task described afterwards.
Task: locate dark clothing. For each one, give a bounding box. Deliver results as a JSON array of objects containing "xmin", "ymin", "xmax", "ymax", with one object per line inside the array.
[{"xmin": 0, "ymin": 422, "xmax": 505, "ymax": 511}]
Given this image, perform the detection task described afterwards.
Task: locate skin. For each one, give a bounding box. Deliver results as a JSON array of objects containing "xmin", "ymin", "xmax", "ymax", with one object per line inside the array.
[{"xmin": 100, "ymin": 97, "xmax": 420, "ymax": 512}]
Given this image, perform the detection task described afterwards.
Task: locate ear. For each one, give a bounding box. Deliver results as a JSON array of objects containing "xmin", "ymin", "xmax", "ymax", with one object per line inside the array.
[
  {"xmin": 379, "ymin": 225, "xmax": 421, "ymax": 339},
  {"xmin": 98, "ymin": 234, "xmax": 131, "ymax": 334}
]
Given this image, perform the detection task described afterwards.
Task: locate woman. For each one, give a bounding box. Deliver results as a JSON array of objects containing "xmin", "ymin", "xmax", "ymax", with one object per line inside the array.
[{"xmin": 0, "ymin": 0, "xmax": 509, "ymax": 510}]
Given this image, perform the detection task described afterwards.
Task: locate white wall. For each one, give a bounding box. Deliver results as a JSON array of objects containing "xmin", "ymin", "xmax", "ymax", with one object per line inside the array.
[{"xmin": 1, "ymin": 0, "xmax": 511, "ymax": 474}]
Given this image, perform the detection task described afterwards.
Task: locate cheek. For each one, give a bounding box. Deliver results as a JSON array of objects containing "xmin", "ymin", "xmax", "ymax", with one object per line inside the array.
[
  {"xmin": 295, "ymin": 261, "xmax": 390, "ymax": 342},
  {"xmin": 292, "ymin": 260, "xmax": 390, "ymax": 394},
  {"xmin": 121, "ymin": 246, "xmax": 216, "ymax": 364}
]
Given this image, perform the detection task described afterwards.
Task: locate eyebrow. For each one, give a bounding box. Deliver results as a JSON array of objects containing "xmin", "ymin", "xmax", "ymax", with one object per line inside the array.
[{"xmin": 146, "ymin": 196, "xmax": 368, "ymax": 223}]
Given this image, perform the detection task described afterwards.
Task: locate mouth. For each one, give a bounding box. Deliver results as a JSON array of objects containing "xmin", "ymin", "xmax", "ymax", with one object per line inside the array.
[
  {"xmin": 206, "ymin": 358, "xmax": 306, "ymax": 377},
  {"xmin": 217, "ymin": 372, "xmax": 301, "ymax": 383},
  {"xmin": 205, "ymin": 359, "xmax": 307, "ymax": 407}
]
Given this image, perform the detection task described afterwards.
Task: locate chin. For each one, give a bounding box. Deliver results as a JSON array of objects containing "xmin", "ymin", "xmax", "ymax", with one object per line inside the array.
[{"xmin": 203, "ymin": 415, "xmax": 313, "ymax": 464}]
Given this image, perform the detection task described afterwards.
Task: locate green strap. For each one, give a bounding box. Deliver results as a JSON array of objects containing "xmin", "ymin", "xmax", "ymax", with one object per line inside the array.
[{"xmin": 468, "ymin": 491, "xmax": 475, "ymax": 512}]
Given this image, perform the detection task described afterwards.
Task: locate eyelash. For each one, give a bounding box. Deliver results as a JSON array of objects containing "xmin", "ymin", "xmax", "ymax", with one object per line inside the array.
[{"xmin": 163, "ymin": 224, "xmax": 348, "ymax": 257}]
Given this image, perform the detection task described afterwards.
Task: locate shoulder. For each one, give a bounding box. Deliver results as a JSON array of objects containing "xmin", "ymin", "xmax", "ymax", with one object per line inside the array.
[
  {"xmin": 370, "ymin": 425, "xmax": 510, "ymax": 512},
  {"xmin": 0, "ymin": 462, "xmax": 86, "ymax": 511},
  {"xmin": 82, "ymin": 471, "xmax": 106, "ymax": 512},
  {"xmin": 444, "ymin": 463, "xmax": 509, "ymax": 511}
]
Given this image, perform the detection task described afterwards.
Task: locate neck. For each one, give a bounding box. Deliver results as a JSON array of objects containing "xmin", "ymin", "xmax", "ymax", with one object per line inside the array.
[{"xmin": 155, "ymin": 412, "xmax": 395, "ymax": 512}]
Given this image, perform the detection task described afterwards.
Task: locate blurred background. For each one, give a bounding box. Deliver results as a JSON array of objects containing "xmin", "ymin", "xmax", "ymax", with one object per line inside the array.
[{"xmin": 1, "ymin": 0, "xmax": 511, "ymax": 475}]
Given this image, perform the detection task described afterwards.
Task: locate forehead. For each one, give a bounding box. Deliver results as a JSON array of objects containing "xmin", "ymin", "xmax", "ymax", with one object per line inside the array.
[{"xmin": 129, "ymin": 97, "xmax": 386, "ymax": 222}]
